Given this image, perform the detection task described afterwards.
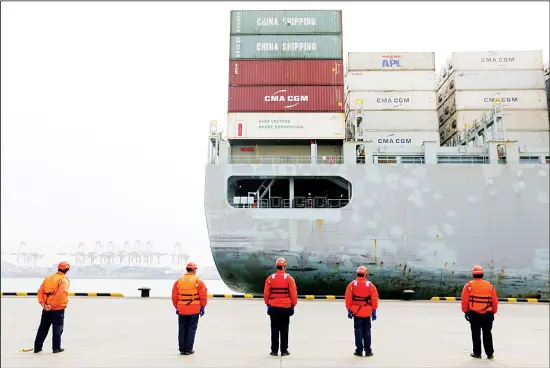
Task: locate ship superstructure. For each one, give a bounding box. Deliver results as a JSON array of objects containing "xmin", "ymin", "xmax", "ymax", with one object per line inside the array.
[{"xmin": 205, "ymin": 9, "xmax": 550, "ymax": 299}]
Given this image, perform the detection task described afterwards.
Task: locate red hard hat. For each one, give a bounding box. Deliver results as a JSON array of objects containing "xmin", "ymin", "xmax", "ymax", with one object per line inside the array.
[
  {"xmin": 356, "ymin": 266, "xmax": 368, "ymax": 275},
  {"xmin": 276, "ymin": 258, "xmax": 287, "ymax": 267},
  {"xmin": 472, "ymin": 265, "xmax": 484, "ymax": 276},
  {"xmin": 58, "ymin": 261, "xmax": 70, "ymax": 270},
  {"xmin": 186, "ymin": 262, "xmax": 197, "ymax": 271}
]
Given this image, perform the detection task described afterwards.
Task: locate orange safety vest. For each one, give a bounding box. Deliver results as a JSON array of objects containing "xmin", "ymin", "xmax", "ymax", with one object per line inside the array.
[
  {"xmin": 267, "ymin": 272, "xmax": 291, "ymax": 307},
  {"xmin": 350, "ymin": 279, "xmax": 373, "ymax": 317},
  {"xmin": 42, "ymin": 272, "xmax": 70, "ymax": 310},
  {"xmin": 177, "ymin": 274, "xmax": 200, "ymax": 308},
  {"xmin": 466, "ymin": 279, "xmax": 495, "ymax": 313}
]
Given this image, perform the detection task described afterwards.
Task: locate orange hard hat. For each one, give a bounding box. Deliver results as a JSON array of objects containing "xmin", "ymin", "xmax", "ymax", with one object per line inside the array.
[
  {"xmin": 472, "ymin": 265, "xmax": 484, "ymax": 276},
  {"xmin": 58, "ymin": 261, "xmax": 70, "ymax": 270},
  {"xmin": 356, "ymin": 266, "xmax": 368, "ymax": 275},
  {"xmin": 276, "ymin": 258, "xmax": 287, "ymax": 267},
  {"xmin": 186, "ymin": 262, "xmax": 197, "ymax": 271}
]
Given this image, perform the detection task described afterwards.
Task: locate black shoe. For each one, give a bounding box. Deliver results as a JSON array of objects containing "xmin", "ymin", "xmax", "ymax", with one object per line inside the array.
[
  {"xmin": 487, "ymin": 355, "xmax": 494, "ymax": 360},
  {"xmin": 185, "ymin": 350, "xmax": 194, "ymax": 355},
  {"xmin": 53, "ymin": 348, "xmax": 64, "ymax": 354},
  {"xmin": 270, "ymin": 352, "xmax": 277, "ymax": 356},
  {"xmin": 354, "ymin": 351, "xmax": 362, "ymax": 357},
  {"xmin": 180, "ymin": 351, "xmax": 185, "ymax": 355},
  {"xmin": 33, "ymin": 349, "xmax": 42, "ymax": 354},
  {"xmin": 365, "ymin": 351, "xmax": 374, "ymax": 357},
  {"xmin": 470, "ymin": 353, "xmax": 482, "ymax": 359},
  {"xmin": 281, "ymin": 351, "xmax": 290, "ymax": 356}
]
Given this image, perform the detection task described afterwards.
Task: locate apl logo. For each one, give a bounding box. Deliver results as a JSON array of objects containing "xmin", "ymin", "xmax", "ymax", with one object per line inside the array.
[
  {"xmin": 264, "ymin": 89, "xmax": 309, "ymax": 109},
  {"xmin": 381, "ymin": 55, "xmax": 401, "ymax": 68}
]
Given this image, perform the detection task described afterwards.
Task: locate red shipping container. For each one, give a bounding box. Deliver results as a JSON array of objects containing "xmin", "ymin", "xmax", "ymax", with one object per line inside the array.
[
  {"xmin": 228, "ymin": 60, "xmax": 344, "ymax": 86},
  {"xmin": 228, "ymin": 86, "xmax": 344, "ymax": 112}
]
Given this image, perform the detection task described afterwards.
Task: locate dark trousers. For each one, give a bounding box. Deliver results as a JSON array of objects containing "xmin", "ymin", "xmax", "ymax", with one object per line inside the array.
[
  {"xmin": 34, "ymin": 309, "xmax": 65, "ymax": 351},
  {"xmin": 468, "ymin": 311, "xmax": 494, "ymax": 356},
  {"xmin": 178, "ymin": 313, "xmax": 199, "ymax": 352},
  {"xmin": 269, "ymin": 307, "xmax": 291, "ymax": 353},
  {"xmin": 353, "ymin": 316, "xmax": 372, "ymax": 353}
]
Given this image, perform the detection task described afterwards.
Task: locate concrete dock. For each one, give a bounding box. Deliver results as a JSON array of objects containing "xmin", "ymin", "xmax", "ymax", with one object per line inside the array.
[{"xmin": 1, "ymin": 297, "xmax": 548, "ymax": 367}]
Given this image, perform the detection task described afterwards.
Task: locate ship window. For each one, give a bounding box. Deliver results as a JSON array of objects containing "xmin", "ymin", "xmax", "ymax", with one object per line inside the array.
[
  {"xmin": 227, "ymin": 176, "xmax": 351, "ymax": 209},
  {"xmin": 545, "ymin": 156, "xmax": 550, "ymax": 164},
  {"xmin": 519, "ymin": 156, "xmax": 543, "ymax": 164},
  {"xmin": 376, "ymin": 156, "xmax": 397, "ymax": 164}
]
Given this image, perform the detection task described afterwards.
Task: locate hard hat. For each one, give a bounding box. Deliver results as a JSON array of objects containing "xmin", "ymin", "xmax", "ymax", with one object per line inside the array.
[
  {"xmin": 186, "ymin": 262, "xmax": 197, "ymax": 271},
  {"xmin": 58, "ymin": 261, "xmax": 70, "ymax": 270},
  {"xmin": 356, "ymin": 266, "xmax": 368, "ymax": 275},
  {"xmin": 472, "ymin": 265, "xmax": 484, "ymax": 276},
  {"xmin": 276, "ymin": 258, "xmax": 287, "ymax": 267}
]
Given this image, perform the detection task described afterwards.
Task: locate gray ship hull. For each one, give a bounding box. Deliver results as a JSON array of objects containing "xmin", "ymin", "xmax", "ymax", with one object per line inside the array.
[{"xmin": 205, "ymin": 163, "xmax": 550, "ymax": 299}]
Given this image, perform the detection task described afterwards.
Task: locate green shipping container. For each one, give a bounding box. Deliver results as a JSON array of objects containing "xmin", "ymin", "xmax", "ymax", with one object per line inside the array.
[
  {"xmin": 230, "ymin": 10, "xmax": 342, "ymax": 34},
  {"xmin": 230, "ymin": 35, "xmax": 343, "ymax": 60}
]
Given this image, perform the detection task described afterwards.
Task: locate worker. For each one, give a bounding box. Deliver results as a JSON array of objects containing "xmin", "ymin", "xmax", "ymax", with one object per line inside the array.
[
  {"xmin": 345, "ymin": 266, "xmax": 379, "ymax": 357},
  {"xmin": 33, "ymin": 261, "xmax": 71, "ymax": 354},
  {"xmin": 461, "ymin": 265, "xmax": 498, "ymax": 360},
  {"xmin": 171, "ymin": 261, "xmax": 208, "ymax": 355},
  {"xmin": 264, "ymin": 257, "xmax": 298, "ymax": 357}
]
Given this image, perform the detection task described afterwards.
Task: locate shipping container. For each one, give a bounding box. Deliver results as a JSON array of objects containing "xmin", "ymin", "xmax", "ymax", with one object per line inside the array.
[
  {"xmin": 227, "ymin": 112, "xmax": 345, "ymax": 139},
  {"xmin": 496, "ymin": 131, "xmax": 549, "ymax": 147},
  {"xmin": 229, "ymin": 60, "xmax": 344, "ymax": 86},
  {"xmin": 228, "ymin": 86, "xmax": 344, "ymax": 112},
  {"xmin": 347, "ymin": 52, "xmax": 435, "ymax": 71},
  {"xmin": 346, "ymin": 71, "xmax": 435, "ymax": 91},
  {"xmin": 354, "ymin": 111, "xmax": 439, "ymax": 131},
  {"xmin": 454, "ymin": 90, "xmax": 548, "ymax": 110},
  {"xmin": 230, "ymin": 10, "xmax": 342, "ymax": 34},
  {"xmin": 347, "ymin": 91, "xmax": 436, "ymax": 111},
  {"xmin": 446, "ymin": 50, "xmax": 544, "ymax": 71},
  {"xmin": 362, "ymin": 131, "xmax": 440, "ymax": 146},
  {"xmin": 440, "ymin": 70, "xmax": 545, "ymax": 94},
  {"xmin": 230, "ymin": 144, "xmax": 342, "ymax": 157},
  {"xmin": 443, "ymin": 110, "xmax": 550, "ymax": 133},
  {"xmin": 437, "ymin": 96, "xmax": 456, "ymax": 126},
  {"xmin": 230, "ymin": 35, "xmax": 342, "ymax": 60}
]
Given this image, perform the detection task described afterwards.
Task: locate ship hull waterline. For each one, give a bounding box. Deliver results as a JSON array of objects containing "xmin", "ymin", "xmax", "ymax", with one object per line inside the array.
[{"xmin": 205, "ymin": 163, "xmax": 550, "ymax": 299}]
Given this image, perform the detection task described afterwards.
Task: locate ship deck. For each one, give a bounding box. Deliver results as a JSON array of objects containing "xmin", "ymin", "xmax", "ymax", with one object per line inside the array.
[{"xmin": 2, "ymin": 297, "xmax": 548, "ymax": 367}]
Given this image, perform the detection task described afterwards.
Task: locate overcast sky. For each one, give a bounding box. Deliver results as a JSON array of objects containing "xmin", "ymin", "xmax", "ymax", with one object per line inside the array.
[{"xmin": 1, "ymin": 1, "xmax": 549, "ymax": 267}]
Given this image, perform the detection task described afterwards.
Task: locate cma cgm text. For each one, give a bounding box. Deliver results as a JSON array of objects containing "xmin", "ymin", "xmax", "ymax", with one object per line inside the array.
[
  {"xmin": 484, "ymin": 97, "xmax": 518, "ymax": 103},
  {"xmin": 256, "ymin": 42, "xmax": 317, "ymax": 51},
  {"xmin": 264, "ymin": 95, "xmax": 309, "ymax": 102},
  {"xmin": 256, "ymin": 17, "xmax": 317, "ymax": 26},
  {"xmin": 377, "ymin": 97, "xmax": 411, "ymax": 104},
  {"xmin": 378, "ymin": 138, "xmax": 412, "ymax": 144},
  {"xmin": 481, "ymin": 57, "xmax": 515, "ymax": 63}
]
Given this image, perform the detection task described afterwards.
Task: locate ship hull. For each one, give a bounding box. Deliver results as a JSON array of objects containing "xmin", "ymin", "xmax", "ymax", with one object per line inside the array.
[{"xmin": 205, "ymin": 163, "xmax": 550, "ymax": 299}]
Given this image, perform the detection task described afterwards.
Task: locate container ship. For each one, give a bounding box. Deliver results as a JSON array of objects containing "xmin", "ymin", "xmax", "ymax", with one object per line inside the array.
[{"xmin": 204, "ymin": 10, "xmax": 550, "ymax": 299}]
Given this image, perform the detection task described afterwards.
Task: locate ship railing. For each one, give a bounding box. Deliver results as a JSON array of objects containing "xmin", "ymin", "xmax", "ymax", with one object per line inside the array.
[
  {"xmin": 229, "ymin": 155, "xmax": 344, "ymax": 165},
  {"xmin": 229, "ymin": 197, "xmax": 350, "ymax": 209},
  {"xmin": 437, "ymin": 155, "xmax": 489, "ymax": 164},
  {"xmin": 356, "ymin": 155, "xmax": 426, "ymax": 164}
]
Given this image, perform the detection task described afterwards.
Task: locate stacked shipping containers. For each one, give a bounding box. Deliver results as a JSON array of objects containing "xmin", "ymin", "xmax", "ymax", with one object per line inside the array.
[
  {"xmin": 545, "ymin": 62, "xmax": 550, "ymax": 122},
  {"xmin": 437, "ymin": 50, "xmax": 549, "ymax": 147},
  {"xmin": 345, "ymin": 52, "xmax": 439, "ymax": 146},
  {"xmin": 227, "ymin": 10, "xmax": 345, "ymax": 157}
]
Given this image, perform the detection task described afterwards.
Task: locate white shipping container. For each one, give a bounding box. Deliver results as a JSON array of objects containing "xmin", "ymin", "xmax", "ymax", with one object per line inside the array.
[
  {"xmin": 444, "ymin": 70, "xmax": 546, "ymax": 92},
  {"xmin": 437, "ymin": 96, "xmax": 456, "ymax": 125},
  {"xmin": 226, "ymin": 112, "xmax": 344, "ymax": 140},
  {"xmin": 445, "ymin": 110, "xmax": 550, "ymax": 132},
  {"xmin": 454, "ymin": 90, "xmax": 548, "ymax": 110},
  {"xmin": 448, "ymin": 50, "xmax": 543, "ymax": 71},
  {"xmin": 347, "ymin": 91, "xmax": 436, "ymax": 111},
  {"xmin": 363, "ymin": 131, "xmax": 440, "ymax": 146},
  {"xmin": 356, "ymin": 111, "xmax": 439, "ymax": 131},
  {"xmin": 347, "ymin": 52, "xmax": 435, "ymax": 71},
  {"xmin": 490, "ymin": 131, "xmax": 550, "ymax": 147},
  {"xmin": 346, "ymin": 71, "xmax": 436, "ymax": 91}
]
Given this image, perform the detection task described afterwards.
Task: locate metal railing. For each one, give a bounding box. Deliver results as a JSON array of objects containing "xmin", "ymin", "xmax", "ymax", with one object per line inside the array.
[
  {"xmin": 229, "ymin": 155, "xmax": 343, "ymax": 165},
  {"xmin": 229, "ymin": 197, "xmax": 350, "ymax": 209},
  {"xmin": 437, "ymin": 155, "xmax": 489, "ymax": 164}
]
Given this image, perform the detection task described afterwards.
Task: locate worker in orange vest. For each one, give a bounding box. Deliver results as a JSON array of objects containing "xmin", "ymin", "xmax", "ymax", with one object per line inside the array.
[
  {"xmin": 263, "ymin": 257, "xmax": 298, "ymax": 357},
  {"xmin": 461, "ymin": 265, "xmax": 498, "ymax": 360},
  {"xmin": 171, "ymin": 262, "xmax": 208, "ymax": 355},
  {"xmin": 345, "ymin": 266, "xmax": 379, "ymax": 357},
  {"xmin": 33, "ymin": 261, "xmax": 71, "ymax": 354}
]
